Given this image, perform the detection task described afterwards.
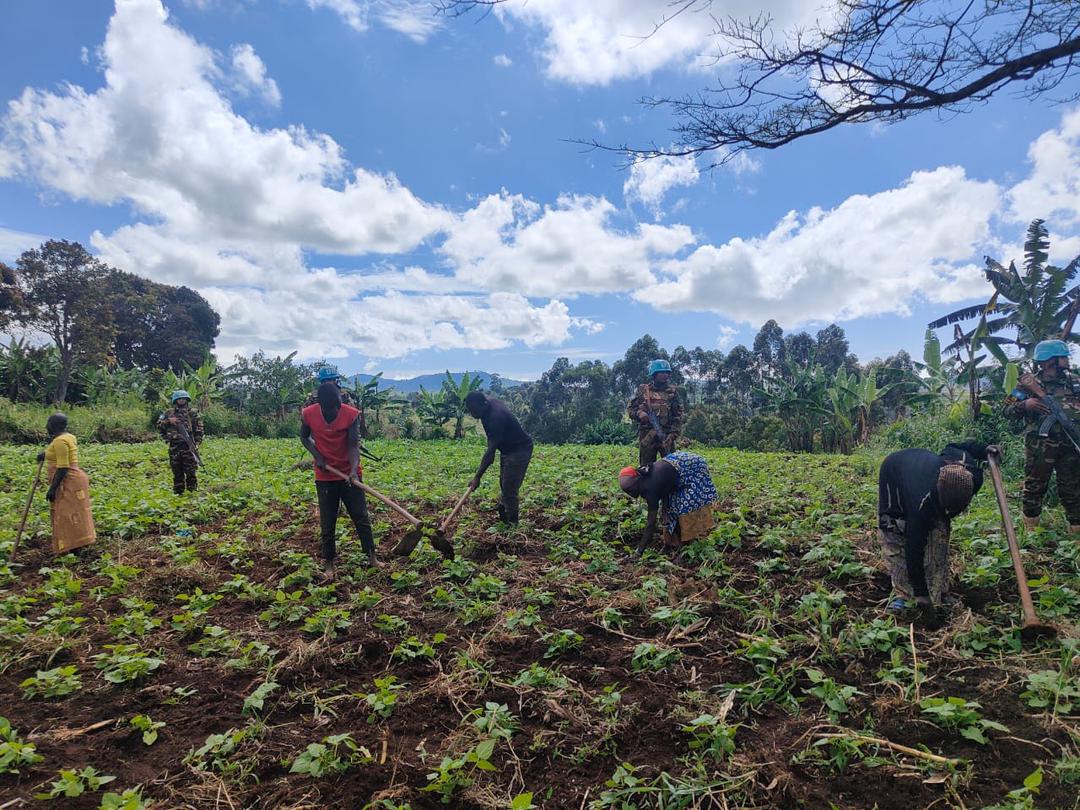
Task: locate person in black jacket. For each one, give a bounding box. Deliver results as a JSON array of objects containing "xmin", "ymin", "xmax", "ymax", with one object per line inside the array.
[
  {"xmin": 878, "ymin": 440, "xmax": 991, "ymax": 624},
  {"xmin": 466, "ymin": 391, "xmax": 533, "ymax": 524}
]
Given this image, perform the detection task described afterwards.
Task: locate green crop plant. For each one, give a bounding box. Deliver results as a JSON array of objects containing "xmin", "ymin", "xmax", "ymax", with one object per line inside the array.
[
  {"xmin": 374, "ymin": 613, "xmax": 409, "ymax": 634},
  {"xmin": 188, "ymin": 625, "xmax": 240, "ymax": 657},
  {"xmin": 259, "ymin": 590, "xmax": 309, "ymax": 628},
  {"xmin": 468, "ymin": 702, "xmax": 517, "ymax": 740},
  {"xmin": 919, "ymin": 697, "xmax": 1009, "ymax": 744},
  {"xmin": 422, "ymin": 738, "xmax": 499, "ymax": 803},
  {"xmin": 242, "ymin": 680, "xmax": 280, "ymax": 715},
  {"xmin": 129, "ymin": 714, "xmax": 165, "ymax": 745},
  {"xmin": 502, "ymin": 604, "xmax": 543, "ymax": 631},
  {"xmin": 392, "ymin": 634, "xmax": 446, "ymax": 662},
  {"xmin": 365, "ymin": 675, "xmax": 405, "ymax": 722},
  {"xmin": 681, "ymin": 714, "xmax": 737, "ymax": 763},
  {"xmin": 34, "ymin": 766, "xmax": 116, "ymax": 799},
  {"xmin": 302, "ymin": 606, "xmax": 352, "ymax": 637},
  {"xmin": 804, "ymin": 668, "xmax": 861, "ymax": 720},
  {"xmin": 20, "ymin": 665, "xmax": 82, "ymax": 699},
  {"xmin": 630, "ymin": 642, "xmax": 681, "ymax": 672},
  {"xmin": 541, "ymin": 629, "xmax": 584, "ymax": 658},
  {"xmin": 0, "ymin": 716, "xmax": 43, "ymax": 774},
  {"xmin": 289, "ymin": 733, "xmax": 372, "ymax": 777},
  {"xmin": 1021, "ymin": 669, "xmax": 1080, "ymax": 716},
  {"xmin": 98, "ymin": 787, "xmax": 152, "ymax": 810},
  {"xmin": 93, "ymin": 645, "xmax": 164, "ymax": 684}
]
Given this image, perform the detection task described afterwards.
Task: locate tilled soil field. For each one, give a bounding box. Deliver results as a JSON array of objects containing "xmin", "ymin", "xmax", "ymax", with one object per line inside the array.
[{"xmin": 0, "ymin": 439, "xmax": 1078, "ymax": 809}]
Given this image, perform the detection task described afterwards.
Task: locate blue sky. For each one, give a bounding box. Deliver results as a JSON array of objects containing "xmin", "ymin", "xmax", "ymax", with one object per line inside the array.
[{"xmin": 1, "ymin": 0, "xmax": 1079, "ymax": 380}]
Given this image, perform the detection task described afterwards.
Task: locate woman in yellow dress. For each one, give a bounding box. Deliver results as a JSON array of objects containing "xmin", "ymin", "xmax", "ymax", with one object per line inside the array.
[{"xmin": 37, "ymin": 413, "xmax": 96, "ymax": 554}]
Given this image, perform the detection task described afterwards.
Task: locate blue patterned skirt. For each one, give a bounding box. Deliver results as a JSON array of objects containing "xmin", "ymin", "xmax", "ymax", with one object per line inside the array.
[{"xmin": 662, "ymin": 451, "xmax": 719, "ymax": 535}]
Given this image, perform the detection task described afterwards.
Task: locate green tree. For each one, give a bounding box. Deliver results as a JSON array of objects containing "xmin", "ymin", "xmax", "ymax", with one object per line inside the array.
[
  {"xmin": 0, "ymin": 240, "xmax": 116, "ymax": 403},
  {"xmin": 440, "ymin": 371, "xmax": 484, "ymax": 439}
]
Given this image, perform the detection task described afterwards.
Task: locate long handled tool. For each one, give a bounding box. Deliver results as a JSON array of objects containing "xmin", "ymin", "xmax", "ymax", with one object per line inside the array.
[
  {"xmin": 322, "ymin": 464, "xmax": 449, "ymax": 558},
  {"xmin": 10, "ymin": 457, "xmax": 44, "ymax": 562},
  {"xmin": 986, "ymin": 448, "xmax": 1059, "ymax": 642},
  {"xmin": 431, "ymin": 483, "xmax": 476, "ymax": 555}
]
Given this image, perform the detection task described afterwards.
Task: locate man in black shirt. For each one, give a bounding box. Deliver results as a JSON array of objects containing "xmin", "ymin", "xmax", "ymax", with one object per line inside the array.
[
  {"xmin": 466, "ymin": 391, "xmax": 533, "ymax": 524},
  {"xmin": 878, "ymin": 441, "xmax": 990, "ymax": 625}
]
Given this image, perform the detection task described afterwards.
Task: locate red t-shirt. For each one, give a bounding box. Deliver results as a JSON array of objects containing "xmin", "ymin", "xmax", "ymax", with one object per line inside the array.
[{"xmin": 302, "ymin": 403, "xmax": 361, "ymax": 482}]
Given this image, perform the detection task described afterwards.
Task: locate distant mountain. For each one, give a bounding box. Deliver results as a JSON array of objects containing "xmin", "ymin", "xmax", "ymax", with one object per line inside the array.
[{"xmin": 344, "ymin": 371, "xmax": 527, "ymax": 395}]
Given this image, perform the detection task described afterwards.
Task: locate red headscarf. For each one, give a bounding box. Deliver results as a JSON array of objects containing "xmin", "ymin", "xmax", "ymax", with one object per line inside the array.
[{"xmin": 619, "ymin": 466, "xmax": 639, "ymax": 479}]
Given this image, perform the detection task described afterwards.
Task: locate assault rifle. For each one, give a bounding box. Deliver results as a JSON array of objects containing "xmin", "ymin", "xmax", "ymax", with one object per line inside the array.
[
  {"xmin": 172, "ymin": 417, "xmax": 203, "ymax": 467},
  {"xmin": 645, "ymin": 407, "xmax": 667, "ymax": 444},
  {"xmin": 1018, "ymin": 373, "xmax": 1080, "ymax": 454}
]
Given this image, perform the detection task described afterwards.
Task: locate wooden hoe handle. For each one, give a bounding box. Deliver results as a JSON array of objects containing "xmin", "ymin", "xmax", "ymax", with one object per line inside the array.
[
  {"xmin": 986, "ymin": 450, "xmax": 1041, "ymax": 626},
  {"xmin": 322, "ymin": 464, "xmax": 422, "ymax": 526}
]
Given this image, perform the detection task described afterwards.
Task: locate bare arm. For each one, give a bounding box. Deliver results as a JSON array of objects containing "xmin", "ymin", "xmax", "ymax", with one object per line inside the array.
[
  {"xmin": 637, "ymin": 507, "xmax": 658, "ymax": 555},
  {"xmin": 472, "ymin": 438, "xmax": 497, "ymax": 487}
]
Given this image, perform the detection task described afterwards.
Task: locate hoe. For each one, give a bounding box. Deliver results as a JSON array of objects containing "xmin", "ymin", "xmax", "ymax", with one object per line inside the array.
[
  {"xmin": 323, "ymin": 464, "xmax": 453, "ymax": 559},
  {"xmin": 986, "ymin": 448, "xmax": 1059, "ymax": 642}
]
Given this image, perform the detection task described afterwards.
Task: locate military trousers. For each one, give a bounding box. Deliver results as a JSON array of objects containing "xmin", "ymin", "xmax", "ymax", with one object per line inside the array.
[
  {"xmin": 1022, "ymin": 435, "xmax": 1080, "ymax": 523},
  {"xmin": 168, "ymin": 444, "xmax": 198, "ymax": 494}
]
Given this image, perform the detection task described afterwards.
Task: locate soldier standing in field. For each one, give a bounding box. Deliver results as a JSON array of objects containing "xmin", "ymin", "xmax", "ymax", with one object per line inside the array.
[
  {"xmin": 627, "ymin": 359, "xmax": 683, "ymax": 466},
  {"xmin": 1004, "ymin": 339, "xmax": 1080, "ymax": 532},
  {"xmin": 158, "ymin": 390, "xmax": 204, "ymax": 495}
]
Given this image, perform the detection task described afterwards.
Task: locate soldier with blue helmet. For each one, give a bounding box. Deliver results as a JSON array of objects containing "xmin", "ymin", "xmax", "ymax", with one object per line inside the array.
[
  {"xmin": 1004, "ymin": 339, "xmax": 1080, "ymax": 532},
  {"xmin": 627, "ymin": 359, "xmax": 684, "ymax": 466},
  {"xmin": 157, "ymin": 389, "xmax": 204, "ymax": 495},
  {"xmin": 302, "ymin": 365, "xmax": 355, "ymax": 409}
]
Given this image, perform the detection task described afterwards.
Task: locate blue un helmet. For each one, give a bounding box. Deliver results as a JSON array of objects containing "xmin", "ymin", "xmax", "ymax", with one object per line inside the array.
[
  {"xmin": 317, "ymin": 365, "xmax": 341, "ymax": 383},
  {"xmin": 647, "ymin": 359, "xmax": 672, "ymax": 377},
  {"xmin": 171, "ymin": 390, "xmax": 191, "ymax": 403},
  {"xmin": 1033, "ymin": 340, "xmax": 1070, "ymax": 363}
]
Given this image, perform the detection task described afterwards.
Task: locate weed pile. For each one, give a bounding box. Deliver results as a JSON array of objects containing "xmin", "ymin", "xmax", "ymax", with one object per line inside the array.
[{"xmin": 0, "ymin": 439, "xmax": 1078, "ymax": 808}]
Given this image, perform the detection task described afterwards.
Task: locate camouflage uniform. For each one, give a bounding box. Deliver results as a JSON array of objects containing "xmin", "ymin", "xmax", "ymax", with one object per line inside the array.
[
  {"xmin": 627, "ymin": 383, "xmax": 683, "ymax": 466},
  {"xmin": 1004, "ymin": 370, "xmax": 1080, "ymax": 522},
  {"xmin": 157, "ymin": 405, "xmax": 204, "ymax": 494}
]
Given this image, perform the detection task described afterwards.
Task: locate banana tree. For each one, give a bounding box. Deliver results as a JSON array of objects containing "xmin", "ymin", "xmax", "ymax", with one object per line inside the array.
[
  {"xmin": 757, "ymin": 361, "xmax": 829, "ymax": 453},
  {"xmin": 350, "ymin": 373, "xmax": 403, "ymax": 438},
  {"xmin": 440, "ymin": 370, "xmax": 484, "ymax": 439},
  {"xmin": 930, "ymin": 219, "xmax": 1080, "ymax": 361},
  {"xmin": 909, "ymin": 329, "xmax": 965, "ymax": 408}
]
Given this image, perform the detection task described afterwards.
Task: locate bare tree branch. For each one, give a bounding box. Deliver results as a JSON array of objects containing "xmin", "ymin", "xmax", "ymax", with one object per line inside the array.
[{"xmin": 439, "ymin": 0, "xmax": 1080, "ymax": 162}]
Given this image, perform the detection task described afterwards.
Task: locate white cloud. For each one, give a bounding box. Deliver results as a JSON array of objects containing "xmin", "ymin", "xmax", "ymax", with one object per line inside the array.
[
  {"xmin": 487, "ymin": 0, "xmax": 823, "ymax": 85},
  {"xmin": 0, "ymin": 226, "xmax": 48, "ymax": 261},
  {"xmin": 497, "ymin": 127, "xmax": 511, "ymax": 149},
  {"xmin": 493, "ymin": 53, "xmax": 513, "ymax": 67},
  {"xmin": 441, "ymin": 192, "xmax": 695, "ymax": 297},
  {"xmin": 0, "ymin": 0, "xmax": 449, "ymax": 255},
  {"xmin": 716, "ymin": 325, "xmax": 738, "ymax": 350},
  {"xmin": 229, "ymin": 43, "xmax": 281, "ymax": 107},
  {"xmin": 1008, "ymin": 107, "xmax": 1080, "ymax": 226},
  {"xmin": 306, "ymin": 0, "xmax": 367, "ymax": 32},
  {"xmin": 623, "ymin": 153, "xmax": 699, "ymax": 216},
  {"xmin": 80, "ymin": 46, "xmax": 90, "ymax": 65},
  {"xmin": 305, "ymin": 0, "xmax": 440, "ymax": 41},
  {"xmin": 376, "ymin": 1, "xmax": 442, "ymax": 43},
  {"xmin": 0, "ymin": 0, "xmax": 590, "ymax": 360},
  {"xmin": 636, "ymin": 167, "xmax": 1002, "ymax": 325}
]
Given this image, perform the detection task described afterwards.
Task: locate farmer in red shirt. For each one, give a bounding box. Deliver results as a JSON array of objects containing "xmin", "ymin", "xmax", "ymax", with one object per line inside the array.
[{"xmin": 301, "ymin": 381, "xmax": 377, "ymax": 578}]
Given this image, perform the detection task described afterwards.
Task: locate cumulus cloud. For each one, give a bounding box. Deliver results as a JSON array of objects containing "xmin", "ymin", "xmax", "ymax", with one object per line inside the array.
[
  {"xmin": 1008, "ymin": 107, "xmax": 1080, "ymax": 227},
  {"xmin": 636, "ymin": 167, "xmax": 1001, "ymax": 325},
  {"xmin": 441, "ymin": 192, "xmax": 695, "ymax": 297},
  {"xmin": 493, "ymin": 53, "xmax": 513, "ymax": 67},
  {"xmin": 229, "ymin": 43, "xmax": 281, "ymax": 107},
  {"xmin": 0, "ymin": 0, "xmax": 589, "ymax": 360},
  {"xmin": 487, "ymin": 0, "xmax": 823, "ymax": 85},
  {"xmin": 623, "ymin": 153, "xmax": 699, "ymax": 216}
]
